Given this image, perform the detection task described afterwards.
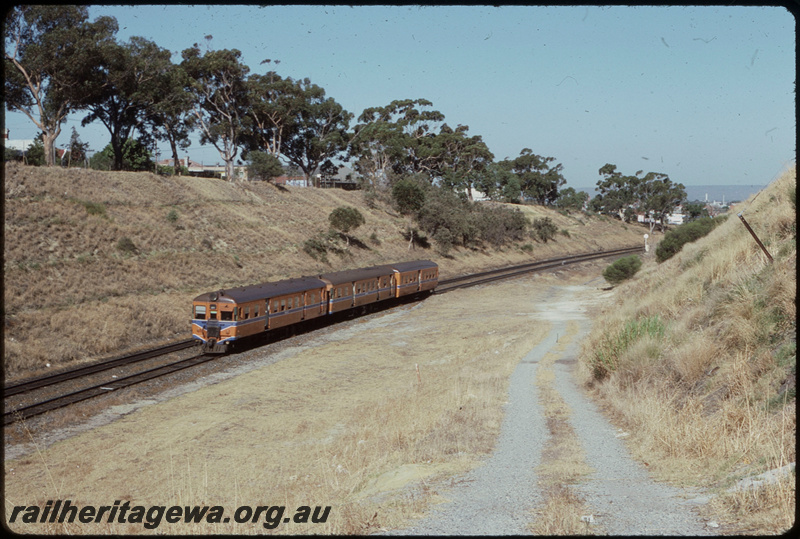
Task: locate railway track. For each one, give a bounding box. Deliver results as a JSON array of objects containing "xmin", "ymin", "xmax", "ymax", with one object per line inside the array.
[
  {"xmin": 3, "ymin": 339, "xmax": 197, "ymax": 398},
  {"xmin": 4, "ymin": 352, "xmax": 214, "ymax": 426},
  {"xmin": 3, "ymin": 245, "xmax": 641, "ymax": 425},
  {"xmin": 436, "ymin": 246, "xmax": 642, "ymax": 292}
]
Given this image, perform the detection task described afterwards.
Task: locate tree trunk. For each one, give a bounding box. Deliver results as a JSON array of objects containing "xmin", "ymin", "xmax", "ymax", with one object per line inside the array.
[
  {"xmin": 42, "ymin": 130, "xmax": 58, "ymax": 167},
  {"xmin": 170, "ymin": 140, "xmax": 181, "ymax": 176}
]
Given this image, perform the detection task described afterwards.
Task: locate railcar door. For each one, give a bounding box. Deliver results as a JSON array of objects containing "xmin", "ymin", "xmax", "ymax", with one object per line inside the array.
[{"xmin": 207, "ymin": 303, "xmax": 220, "ymax": 341}]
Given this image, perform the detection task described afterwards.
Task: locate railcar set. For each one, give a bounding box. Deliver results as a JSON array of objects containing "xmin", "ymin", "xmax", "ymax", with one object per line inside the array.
[{"xmin": 191, "ymin": 260, "xmax": 439, "ymax": 353}]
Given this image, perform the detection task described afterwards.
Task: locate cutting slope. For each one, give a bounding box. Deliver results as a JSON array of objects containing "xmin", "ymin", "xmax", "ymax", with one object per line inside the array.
[
  {"xmin": 578, "ymin": 167, "xmax": 796, "ymax": 533},
  {"xmin": 4, "ymin": 162, "xmax": 645, "ymax": 377}
]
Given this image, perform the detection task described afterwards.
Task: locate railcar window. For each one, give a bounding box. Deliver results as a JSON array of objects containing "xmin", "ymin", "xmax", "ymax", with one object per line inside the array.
[
  {"xmin": 244, "ymin": 307, "xmax": 250, "ymax": 319},
  {"xmin": 281, "ymin": 299, "xmax": 286, "ymax": 311},
  {"xmin": 221, "ymin": 311, "xmax": 233, "ymax": 321},
  {"xmin": 194, "ymin": 305, "xmax": 206, "ymax": 320},
  {"xmin": 254, "ymin": 305, "xmax": 259, "ymax": 317}
]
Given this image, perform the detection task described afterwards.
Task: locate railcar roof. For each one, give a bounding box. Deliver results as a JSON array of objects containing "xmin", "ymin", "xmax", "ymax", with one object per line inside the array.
[
  {"xmin": 319, "ymin": 265, "xmax": 395, "ymax": 285},
  {"xmin": 193, "ymin": 277, "xmax": 328, "ymax": 304},
  {"xmin": 390, "ymin": 260, "xmax": 438, "ymax": 272}
]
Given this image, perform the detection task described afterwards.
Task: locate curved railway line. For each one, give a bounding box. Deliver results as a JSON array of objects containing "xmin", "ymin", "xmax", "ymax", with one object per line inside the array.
[{"xmin": 3, "ymin": 246, "xmax": 641, "ymax": 425}]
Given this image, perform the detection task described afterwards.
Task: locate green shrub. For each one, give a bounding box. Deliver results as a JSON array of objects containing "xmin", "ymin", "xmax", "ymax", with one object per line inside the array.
[
  {"xmin": 530, "ymin": 217, "xmax": 558, "ymax": 243},
  {"xmin": 590, "ymin": 315, "xmax": 666, "ymax": 380},
  {"xmin": 471, "ymin": 205, "xmax": 528, "ymax": 247},
  {"xmin": 116, "ymin": 237, "xmax": 138, "ymax": 255},
  {"xmin": 166, "ymin": 208, "xmax": 179, "ymax": 223},
  {"xmin": 71, "ymin": 198, "xmax": 108, "ymax": 219},
  {"xmin": 433, "ymin": 228, "xmax": 456, "ymax": 256},
  {"xmin": 417, "ymin": 188, "xmax": 473, "ymax": 249},
  {"xmin": 603, "ymin": 255, "xmax": 642, "ymax": 285},
  {"xmin": 302, "ymin": 237, "xmax": 329, "ymax": 263},
  {"xmin": 655, "ymin": 217, "xmax": 722, "ymax": 263},
  {"xmin": 328, "ymin": 206, "xmax": 365, "ymax": 235},
  {"xmin": 391, "ymin": 178, "xmax": 427, "ymax": 216},
  {"xmin": 246, "ymin": 150, "xmax": 284, "ymax": 181}
]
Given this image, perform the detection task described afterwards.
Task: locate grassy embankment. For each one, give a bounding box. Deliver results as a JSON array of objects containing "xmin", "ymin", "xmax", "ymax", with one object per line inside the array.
[
  {"xmin": 3, "ymin": 162, "xmax": 644, "ymax": 378},
  {"xmin": 578, "ymin": 168, "xmax": 796, "ymax": 533}
]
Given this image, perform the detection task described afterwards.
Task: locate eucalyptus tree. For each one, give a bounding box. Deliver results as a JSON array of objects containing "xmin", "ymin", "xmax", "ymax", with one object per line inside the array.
[
  {"xmin": 435, "ymin": 124, "xmax": 494, "ymax": 199},
  {"xmin": 181, "ymin": 42, "xmax": 250, "ymax": 181},
  {"xmin": 554, "ymin": 187, "xmax": 589, "ymax": 211},
  {"xmin": 474, "ymin": 160, "xmax": 522, "ymax": 203},
  {"xmin": 349, "ymin": 98, "xmax": 445, "ymax": 185},
  {"xmin": 245, "ymin": 65, "xmax": 301, "ymax": 161},
  {"xmin": 281, "ymin": 78, "xmax": 352, "ymax": 187},
  {"xmin": 144, "ymin": 61, "xmax": 195, "ymax": 175},
  {"xmin": 4, "ymin": 5, "xmax": 117, "ymax": 166},
  {"xmin": 80, "ymin": 36, "xmax": 173, "ymax": 170},
  {"xmin": 593, "ymin": 163, "xmax": 637, "ymax": 220},
  {"xmin": 636, "ymin": 172, "xmax": 686, "ymax": 232},
  {"xmin": 510, "ymin": 148, "xmax": 566, "ymax": 205},
  {"xmin": 348, "ymin": 104, "xmax": 409, "ymax": 188},
  {"xmin": 592, "ymin": 164, "xmax": 685, "ymax": 230}
]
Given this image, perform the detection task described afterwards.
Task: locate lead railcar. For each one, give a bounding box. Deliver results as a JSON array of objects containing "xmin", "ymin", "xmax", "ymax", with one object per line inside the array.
[{"xmin": 191, "ymin": 277, "xmax": 327, "ymax": 353}]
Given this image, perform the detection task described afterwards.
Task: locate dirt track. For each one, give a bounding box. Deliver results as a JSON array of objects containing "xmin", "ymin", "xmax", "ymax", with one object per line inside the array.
[{"xmin": 394, "ymin": 281, "xmax": 716, "ymax": 535}]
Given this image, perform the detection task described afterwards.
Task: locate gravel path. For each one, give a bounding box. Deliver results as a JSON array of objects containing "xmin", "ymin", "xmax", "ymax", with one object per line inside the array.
[
  {"xmin": 394, "ymin": 282, "xmax": 715, "ymax": 535},
  {"xmin": 392, "ymin": 329, "xmax": 557, "ymax": 535}
]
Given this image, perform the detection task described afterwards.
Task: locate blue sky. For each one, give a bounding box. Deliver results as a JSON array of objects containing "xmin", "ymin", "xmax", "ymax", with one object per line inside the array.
[{"xmin": 4, "ymin": 4, "xmax": 795, "ymax": 188}]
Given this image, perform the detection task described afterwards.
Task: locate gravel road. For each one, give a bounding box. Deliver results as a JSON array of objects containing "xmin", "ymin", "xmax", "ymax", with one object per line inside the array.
[{"xmin": 393, "ymin": 282, "xmax": 716, "ymax": 535}]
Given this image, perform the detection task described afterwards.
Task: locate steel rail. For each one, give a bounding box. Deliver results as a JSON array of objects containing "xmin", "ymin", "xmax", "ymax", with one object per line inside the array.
[
  {"xmin": 436, "ymin": 246, "xmax": 642, "ymax": 293},
  {"xmin": 3, "ymin": 340, "xmax": 197, "ymax": 397},
  {"xmin": 438, "ymin": 246, "xmax": 641, "ymax": 287},
  {"xmin": 4, "ymin": 353, "xmax": 215, "ymax": 425}
]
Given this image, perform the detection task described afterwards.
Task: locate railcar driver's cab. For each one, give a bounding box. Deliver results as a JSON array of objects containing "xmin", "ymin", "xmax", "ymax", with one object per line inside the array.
[{"xmin": 192, "ymin": 291, "xmax": 236, "ymax": 353}]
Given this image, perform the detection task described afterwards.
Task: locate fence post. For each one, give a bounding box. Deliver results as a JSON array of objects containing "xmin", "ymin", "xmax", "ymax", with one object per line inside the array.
[{"xmin": 737, "ymin": 212, "xmax": 774, "ymax": 263}]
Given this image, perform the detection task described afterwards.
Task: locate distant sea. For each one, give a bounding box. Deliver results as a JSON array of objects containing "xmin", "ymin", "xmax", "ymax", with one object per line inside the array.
[{"xmin": 576, "ymin": 184, "xmax": 768, "ymax": 204}]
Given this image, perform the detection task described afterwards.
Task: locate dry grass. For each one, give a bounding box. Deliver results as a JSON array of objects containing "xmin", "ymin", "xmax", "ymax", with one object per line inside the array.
[
  {"xmin": 576, "ymin": 168, "xmax": 796, "ymax": 533},
  {"xmin": 3, "ymin": 161, "xmax": 646, "ymax": 379},
  {"xmin": 4, "ymin": 277, "xmax": 559, "ymax": 534},
  {"xmin": 709, "ymin": 475, "xmax": 796, "ymax": 533}
]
